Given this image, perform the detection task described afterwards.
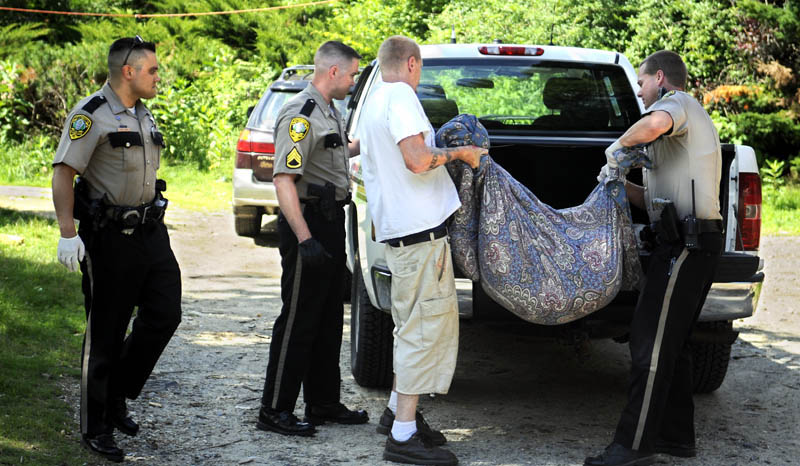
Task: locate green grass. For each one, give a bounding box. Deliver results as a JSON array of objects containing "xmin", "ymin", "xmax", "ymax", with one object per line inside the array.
[
  {"xmin": 762, "ymin": 183, "xmax": 800, "ymax": 235},
  {"xmin": 0, "ymin": 208, "xmax": 94, "ymax": 464},
  {"xmin": 156, "ymin": 162, "xmax": 233, "ymax": 212}
]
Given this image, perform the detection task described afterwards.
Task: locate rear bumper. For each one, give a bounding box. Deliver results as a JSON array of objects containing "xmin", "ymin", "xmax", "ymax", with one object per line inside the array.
[
  {"xmin": 698, "ymin": 276, "xmax": 762, "ymax": 322},
  {"xmin": 232, "ymin": 168, "xmax": 279, "ymax": 211}
]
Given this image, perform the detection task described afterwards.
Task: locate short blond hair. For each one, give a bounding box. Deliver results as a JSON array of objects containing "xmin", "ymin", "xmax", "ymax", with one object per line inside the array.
[{"xmin": 378, "ymin": 35, "xmax": 421, "ymax": 75}]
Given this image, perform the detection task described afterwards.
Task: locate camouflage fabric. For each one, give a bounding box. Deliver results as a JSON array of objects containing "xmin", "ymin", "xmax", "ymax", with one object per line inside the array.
[{"xmin": 437, "ymin": 114, "xmax": 645, "ymax": 325}]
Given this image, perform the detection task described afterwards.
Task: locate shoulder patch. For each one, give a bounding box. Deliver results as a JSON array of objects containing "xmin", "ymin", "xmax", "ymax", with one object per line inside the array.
[
  {"xmin": 286, "ymin": 147, "xmax": 303, "ymax": 169},
  {"xmin": 289, "ymin": 117, "xmax": 310, "ymax": 143},
  {"xmin": 299, "ymin": 98, "xmax": 316, "ymax": 117},
  {"xmin": 661, "ymin": 90, "xmax": 676, "ymax": 100},
  {"xmin": 81, "ymin": 96, "xmax": 107, "ymax": 114},
  {"xmin": 69, "ymin": 114, "xmax": 93, "ymax": 140}
]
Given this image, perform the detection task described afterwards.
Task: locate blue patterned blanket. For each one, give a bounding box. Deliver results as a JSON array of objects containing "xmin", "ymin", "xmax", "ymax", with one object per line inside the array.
[{"xmin": 438, "ymin": 114, "xmax": 645, "ymax": 325}]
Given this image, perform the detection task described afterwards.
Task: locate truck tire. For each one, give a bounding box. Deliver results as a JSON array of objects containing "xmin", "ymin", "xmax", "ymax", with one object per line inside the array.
[
  {"xmin": 350, "ymin": 259, "xmax": 393, "ymax": 388},
  {"xmin": 691, "ymin": 321, "xmax": 733, "ymax": 394},
  {"xmin": 234, "ymin": 207, "xmax": 262, "ymax": 237}
]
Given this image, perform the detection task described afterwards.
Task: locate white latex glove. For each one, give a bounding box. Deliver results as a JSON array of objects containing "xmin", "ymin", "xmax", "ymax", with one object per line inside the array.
[
  {"xmin": 597, "ymin": 164, "xmax": 610, "ymax": 183},
  {"xmin": 604, "ymin": 139, "xmax": 624, "ymax": 168},
  {"xmin": 57, "ymin": 235, "xmax": 85, "ymax": 272}
]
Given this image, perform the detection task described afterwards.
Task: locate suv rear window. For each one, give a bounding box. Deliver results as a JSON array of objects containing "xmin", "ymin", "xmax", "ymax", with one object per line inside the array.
[
  {"xmin": 250, "ymin": 89, "xmax": 354, "ymax": 132},
  {"xmin": 419, "ymin": 58, "xmax": 640, "ymax": 132},
  {"xmin": 251, "ymin": 90, "xmax": 296, "ymax": 131}
]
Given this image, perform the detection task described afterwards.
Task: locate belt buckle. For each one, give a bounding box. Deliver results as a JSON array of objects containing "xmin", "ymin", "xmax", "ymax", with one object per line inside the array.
[{"xmin": 119, "ymin": 209, "xmax": 141, "ymax": 235}]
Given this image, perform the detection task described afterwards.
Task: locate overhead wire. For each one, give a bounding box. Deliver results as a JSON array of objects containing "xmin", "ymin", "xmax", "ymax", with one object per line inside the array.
[{"xmin": 0, "ymin": 0, "xmax": 336, "ymax": 19}]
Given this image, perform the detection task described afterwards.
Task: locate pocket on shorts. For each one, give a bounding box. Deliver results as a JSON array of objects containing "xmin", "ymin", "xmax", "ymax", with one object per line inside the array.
[{"xmin": 418, "ymin": 295, "xmax": 456, "ymax": 349}]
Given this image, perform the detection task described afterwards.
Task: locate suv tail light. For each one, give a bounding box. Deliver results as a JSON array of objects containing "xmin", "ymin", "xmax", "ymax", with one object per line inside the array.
[
  {"xmin": 236, "ymin": 129, "xmax": 276, "ymax": 181},
  {"xmin": 236, "ymin": 130, "xmax": 252, "ymax": 169},
  {"xmin": 737, "ymin": 172, "xmax": 761, "ymax": 251},
  {"xmin": 478, "ymin": 46, "xmax": 544, "ymax": 56}
]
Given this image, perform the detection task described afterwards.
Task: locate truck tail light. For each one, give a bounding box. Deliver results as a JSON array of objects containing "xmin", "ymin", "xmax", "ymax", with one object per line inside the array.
[
  {"xmin": 478, "ymin": 46, "xmax": 544, "ymax": 56},
  {"xmin": 235, "ymin": 130, "xmax": 252, "ymax": 169},
  {"xmin": 737, "ymin": 172, "xmax": 761, "ymax": 251}
]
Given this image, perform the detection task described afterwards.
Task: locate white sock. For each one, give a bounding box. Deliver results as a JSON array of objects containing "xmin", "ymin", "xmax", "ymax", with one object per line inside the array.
[
  {"xmin": 387, "ymin": 391, "xmax": 398, "ymax": 414},
  {"xmin": 391, "ymin": 419, "xmax": 417, "ymax": 442}
]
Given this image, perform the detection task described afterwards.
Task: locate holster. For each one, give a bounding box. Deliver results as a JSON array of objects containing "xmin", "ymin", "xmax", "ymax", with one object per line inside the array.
[
  {"xmin": 653, "ymin": 201, "xmax": 681, "ymax": 245},
  {"xmin": 306, "ymin": 182, "xmax": 338, "ymax": 222},
  {"xmin": 73, "ymin": 177, "xmax": 105, "ymax": 231}
]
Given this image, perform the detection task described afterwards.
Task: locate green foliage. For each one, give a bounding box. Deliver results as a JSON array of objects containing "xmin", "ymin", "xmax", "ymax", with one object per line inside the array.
[
  {"xmin": 762, "ymin": 182, "xmax": 800, "ymax": 235},
  {"xmin": 713, "ymin": 110, "xmax": 800, "ymax": 164},
  {"xmin": 0, "ymin": 0, "xmax": 797, "ymax": 178},
  {"xmin": 149, "ymin": 46, "xmax": 273, "ymax": 169},
  {"xmin": 428, "ymin": 0, "xmax": 634, "ymax": 49},
  {"xmin": 761, "ymin": 158, "xmax": 785, "ymax": 188},
  {"xmin": 0, "ymin": 135, "xmax": 55, "ymax": 186},
  {"xmin": 0, "ymin": 23, "xmax": 50, "ymax": 51}
]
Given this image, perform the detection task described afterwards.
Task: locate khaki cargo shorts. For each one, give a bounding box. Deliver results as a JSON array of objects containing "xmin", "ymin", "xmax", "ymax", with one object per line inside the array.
[{"xmin": 385, "ymin": 236, "xmax": 459, "ymax": 395}]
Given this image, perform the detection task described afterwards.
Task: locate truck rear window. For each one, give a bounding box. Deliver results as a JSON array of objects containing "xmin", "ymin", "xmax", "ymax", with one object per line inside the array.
[{"xmin": 418, "ymin": 58, "xmax": 640, "ymax": 132}]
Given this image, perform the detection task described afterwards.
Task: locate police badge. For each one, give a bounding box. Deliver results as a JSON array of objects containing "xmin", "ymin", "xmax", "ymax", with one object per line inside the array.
[
  {"xmin": 69, "ymin": 114, "xmax": 93, "ymax": 140},
  {"xmin": 289, "ymin": 117, "xmax": 309, "ymax": 143}
]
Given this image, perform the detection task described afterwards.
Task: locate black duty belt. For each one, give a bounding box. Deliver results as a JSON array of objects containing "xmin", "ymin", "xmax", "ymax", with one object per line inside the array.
[
  {"xmin": 697, "ymin": 219, "xmax": 724, "ymax": 234},
  {"xmin": 385, "ymin": 224, "xmax": 448, "ymax": 248},
  {"xmin": 103, "ymin": 200, "xmax": 165, "ymax": 231},
  {"xmin": 300, "ymin": 192, "xmax": 352, "ymax": 208}
]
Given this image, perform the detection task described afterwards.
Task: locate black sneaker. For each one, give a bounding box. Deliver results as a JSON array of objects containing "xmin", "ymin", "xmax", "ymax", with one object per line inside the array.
[
  {"xmin": 304, "ymin": 402, "xmax": 368, "ymax": 426},
  {"xmin": 654, "ymin": 439, "xmax": 697, "ymax": 458},
  {"xmin": 256, "ymin": 407, "xmax": 316, "ymax": 437},
  {"xmin": 376, "ymin": 408, "xmax": 447, "ymax": 445},
  {"xmin": 584, "ymin": 443, "xmax": 655, "ymax": 466},
  {"xmin": 108, "ymin": 396, "xmax": 139, "ymax": 436},
  {"xmin": 383, "ymin": 432, "xmax": 458, "ymax": 465},
  {"xmin": 81, "ymin": 433, "xmax": 124, "ymax": 463}
]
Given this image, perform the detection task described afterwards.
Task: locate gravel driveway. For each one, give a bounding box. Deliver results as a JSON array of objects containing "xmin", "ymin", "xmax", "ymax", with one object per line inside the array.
[{"xmin": 2, "ymin": 188, "xmax": 797, "ymax": 465}]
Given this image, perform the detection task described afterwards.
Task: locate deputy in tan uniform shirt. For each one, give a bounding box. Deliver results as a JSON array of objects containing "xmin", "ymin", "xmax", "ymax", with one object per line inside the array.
[
  {"xmin": 51, "ymin": 36, "xmax": 181, "ymax": 463},
  {"xmin": 585, "ymin": 51, "xmax": 725, "ymax": 466},
  {"xmin": 256, "ymin": 41, "xmax": 368, "ymax": 438}
]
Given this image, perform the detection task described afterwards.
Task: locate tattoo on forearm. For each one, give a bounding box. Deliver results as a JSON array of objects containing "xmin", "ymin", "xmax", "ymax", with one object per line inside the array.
[
  {"xmin": 427, "ymin": 148, "xmax": 454, "ymax": 170},
  {"xmin": 428, "ymin": 153, "xmax": 439, "ymax": 170}
]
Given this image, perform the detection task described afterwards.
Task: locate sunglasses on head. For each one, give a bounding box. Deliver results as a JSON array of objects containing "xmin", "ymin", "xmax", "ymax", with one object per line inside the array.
[{"xmin": 122, "ymin": 35, "xmax": 145, "ymax": 68}]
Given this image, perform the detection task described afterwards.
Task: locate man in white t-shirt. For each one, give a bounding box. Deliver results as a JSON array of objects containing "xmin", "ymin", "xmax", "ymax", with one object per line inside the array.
[{"xmin": 357, "ymin": 35, "xmax": 486, "ymax": 466}]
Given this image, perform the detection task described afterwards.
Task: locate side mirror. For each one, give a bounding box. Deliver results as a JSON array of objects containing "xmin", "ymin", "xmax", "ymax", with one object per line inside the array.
[{"xmin": 246, "ymin": 105, "xmax": 255, "ymax": 118}]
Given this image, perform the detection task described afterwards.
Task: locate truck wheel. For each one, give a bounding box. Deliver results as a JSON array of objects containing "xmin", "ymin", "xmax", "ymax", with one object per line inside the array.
[
  {"xmin": 691, "ymin": 321, "xmax": 733, "ymax": 394},
  {"xmin": 234, "ymin": 207, "xmax": 262, "ymax": 237},
  {"xmin": 350, "ymin": 259, "xmax": 393, "ymax": 388}
]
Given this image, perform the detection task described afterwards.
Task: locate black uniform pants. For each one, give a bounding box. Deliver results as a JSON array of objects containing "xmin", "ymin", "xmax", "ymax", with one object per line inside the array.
[
  {"xmin": 614, "ymin": 232, "xmax": 723, "ymax": 452},
  {"xmin": 261, "ymin": 204, "xmax": 346, "ymax": 412},
  {"xmin": 78, "ymin": 221, "xmax": 182, "ymax": 436}
]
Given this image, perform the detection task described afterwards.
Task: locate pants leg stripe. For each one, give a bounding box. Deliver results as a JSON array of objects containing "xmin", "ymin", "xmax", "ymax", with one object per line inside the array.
[
  {"xmin": 632, "ymin": 248, "xmax": 689, "ymax": 450},
  {"xmin": 271, "ymin": 253, "xmax": 303, "ymax": 410},
  {"xmin": 80, "ymin": 254, "xmax": 95, "ymax": 435}
]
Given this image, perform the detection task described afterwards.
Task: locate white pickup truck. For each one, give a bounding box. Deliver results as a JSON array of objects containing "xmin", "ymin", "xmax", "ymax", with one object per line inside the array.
[{"xmin": 344, "ymin": 44, "xmax": 764, "ymax": 394}]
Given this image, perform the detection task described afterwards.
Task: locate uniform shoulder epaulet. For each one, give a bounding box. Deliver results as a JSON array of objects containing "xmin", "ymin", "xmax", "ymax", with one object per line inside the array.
[
  {"xmin": 81, "ymin": 96, "xmax": 107, "ymax": 114},
  {"xmin": 299, "ymin": 99, "xmax": 316, "ymax": 117}
]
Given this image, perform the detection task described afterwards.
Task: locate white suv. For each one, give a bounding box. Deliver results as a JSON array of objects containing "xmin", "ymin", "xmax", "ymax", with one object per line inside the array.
[{"xmin": 232, "ymin": 65, "xmax": 353, "ymax": 236}]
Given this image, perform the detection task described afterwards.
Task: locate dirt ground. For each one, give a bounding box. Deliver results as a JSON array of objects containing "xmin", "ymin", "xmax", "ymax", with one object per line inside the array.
[{"xmin": 2, "ymin": 188, "xmax": 798, "ymax": 465}]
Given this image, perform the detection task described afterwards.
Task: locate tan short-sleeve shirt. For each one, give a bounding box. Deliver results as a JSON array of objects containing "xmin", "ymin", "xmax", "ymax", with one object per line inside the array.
[
  {"xmin": 642, "ymin": 91, "xmax": 722, "ymax": 222},
  {"xmin": 272, "ymin": 84, "xmax": 350, "ymax": 201},
  {"xmin": 53, "ymin": 82, "xmax": 164, "ymax": 206}
]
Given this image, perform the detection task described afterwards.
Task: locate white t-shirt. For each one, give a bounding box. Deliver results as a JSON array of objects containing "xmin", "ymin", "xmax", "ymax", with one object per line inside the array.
[{"xmin": 356, "ymin": 81, "xmax": 461, "ymax": 242}]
